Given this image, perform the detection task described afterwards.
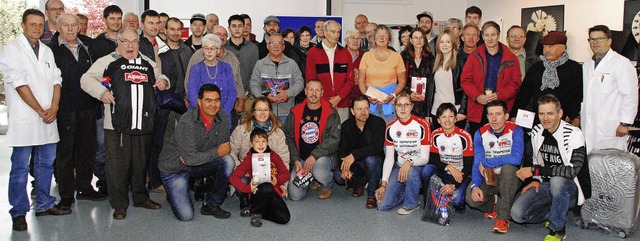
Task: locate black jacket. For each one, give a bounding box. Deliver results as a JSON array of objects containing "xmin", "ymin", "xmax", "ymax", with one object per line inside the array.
[
  {"xmin": 338, "ymin": 114, "xmax": 386, "ymax": 161},
  {"xmin": 89, "ymin": 33, "xmax": 117, "ymax": 60},
  {"xmin": 159, "ymin": 41, "xmax": 193, "ymax": 97},
  {"xmin": 425, "ymin": 59, "xmax": 468, "ymax": 116}
]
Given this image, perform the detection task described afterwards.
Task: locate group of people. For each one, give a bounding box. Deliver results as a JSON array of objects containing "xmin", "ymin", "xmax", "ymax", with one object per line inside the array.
[{"xmin": 1, "ymin": 1, "xmax": 638, "ymax": 241}]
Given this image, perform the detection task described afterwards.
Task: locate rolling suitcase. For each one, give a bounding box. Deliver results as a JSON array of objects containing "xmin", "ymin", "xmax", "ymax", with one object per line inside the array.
[{"xmin": 581, "ymin": 149, "xmax": 640, "ymax": 238}]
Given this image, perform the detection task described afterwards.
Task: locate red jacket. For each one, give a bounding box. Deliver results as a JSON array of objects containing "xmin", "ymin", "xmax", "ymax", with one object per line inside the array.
[
  {"xmin": 306, "ymin": 43, "xmax": 355, "ymax": 108},
  {"xmin": 460, "ymin": 43, "xmax": 522, "ymax": 123},
  {"xmin": 229, "ymin": 149, "xmax": 290, "ymax": 197}
]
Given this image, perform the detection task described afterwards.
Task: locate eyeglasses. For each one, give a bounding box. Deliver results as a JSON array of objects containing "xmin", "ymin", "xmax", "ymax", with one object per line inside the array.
[
  {"xmin": 445, "ymin": 27, "xmax": 460, "ymax": 31},
  {"xmin": 395, "ymin": 103, "xmax": 412, "ymax": 109},
  {"xmin": 202, "ymin": 46, "xmax": 219, "ymax": 52},
  {"xmin": 508, "ymin": 35, "xmax": 524, "ymax": 39},
  {"xmin": 254, "ymin": 108, "xmax": 270, "ymax": 113},
  {"xmin": 268, "ymin": 42, "xmax": 284, "ymax": 47},
  {"xmin": 588, "ymin": 37, "xmax": 608, "ymax": 43},
  {"xmin": 118, "ymin": 39, "xmax": 139, "ymax": 46}
]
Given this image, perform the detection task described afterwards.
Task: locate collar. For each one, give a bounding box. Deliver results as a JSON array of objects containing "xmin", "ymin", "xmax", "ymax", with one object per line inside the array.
[
  {"xmin": 322, "ymin": 41, "xmax": 337, "ymax": 52},
  {"xmin": 58, "ymin": 36, "xmax": 83, "ymax": 48}
]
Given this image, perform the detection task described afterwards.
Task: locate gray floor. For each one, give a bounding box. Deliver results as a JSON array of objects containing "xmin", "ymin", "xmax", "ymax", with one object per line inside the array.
[{"xmin": 0, "ymin": 135, "xmax": 630, "ymax": 241}]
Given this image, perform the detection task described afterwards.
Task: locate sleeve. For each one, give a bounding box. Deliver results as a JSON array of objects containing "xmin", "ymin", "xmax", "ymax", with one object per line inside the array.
[
  {"xmin": 337, "ymin": 53, "xmax": 355, "ymax": 99},
  {"xmin": 230, "ymin": 58, "xmax": 245, "ymax": 98},
  {"xmin": 460, "ymin": 156, "xmax": 474, "ymax": 187},
  {"xmin": 223, "ymin": 64, "xmax": 237, "ymax": 114},
  {"xmin": 272, "ymin": 152, "xmax": 291, "ymax": 186},
  {"xmin": 411, "ymin": 120, "xmax": 432, "ymax": 166},
  {"xmin": 394, "ymin": 53, "xmax": 406, "ymax": 74},
  {"xmin": 618, "ymin": 59, "xmax": 639, "ymax": 124},
  {"xmin": 471, "ymin": 130, "xmax": 485, "ymax": 188},
  {"xmin": 536, "ymin": 131, "xmax": 586, "ymax": 179},
  {"xmin": 496, "ymin": 59, "xmax": 522, "ymax": 102},
  {"xmin": 429, "ymin": 152, "xmax": 447, "ymax": 170},
  {"xmin": 0, "ymin": 45, "xmax": 28, "ymax": 89},
  {"xmin": 511, "ymin": 68, "xmax": 535, "ymax": 117},
  {"xmin": 48, "ymin": 52, "xmax": 63, "ymax": 86},
  {"xmin": 184, "ymin": 50, "xmax": 203, "ymax": 94},
  {"xmin": 249, "ymin": 61, "xmax": 264, "ymax": 97},
  {"xmin": 482, "ymin": 126, "xmax": 524, "ymax": 168},
  {"xmin": 359, "ymin": 52, "xmax": 369, "ymax": 70},
  {"xmin": 310, "ymin": 111, "xmax": 341, "ymax": 159},
  {"xmin": 80, "ymin": 57, "xmax": 110, "ymax": 100},
  {"xmin": 176, "ymin": 119, "xmax": 219, "ymax": 166},
  {"xmin": 351, "ymin": 118, "xmax": 386, "ymax": 161},
  {"xmin": 284, "ymin": 112, "xmax": 300, "ymax": 163},
  {"xmin": 230, "ymin": 126, "xmax": 245, "ymax": 166},
  {"xmin": 381, "ymin": 124, "xmax": 395, "ymax": 182},
  {"xmin": 338, "ymin": 122, "xmax": 351, "ymax": 159},
  {"xmin": 187, "ymin": 64, "xmax": 200, "ymax": 109},
  {"xmin": 460, "ymin": 53, "xmax": 483, "ymax": 101},
  {"xmin": 286, "ymin": 61, "xmax": 304, "ymax": 99},
  {"xmin": 229, "ymin": 155, "xmax": 252, "ymax": 194},
  {"xmin": 270, "ymin": 129, "xmax": 290, "ymax": 171},
  {"xmin": 565, "ymin": 65, "xmax": 582, "ymax": 119}
]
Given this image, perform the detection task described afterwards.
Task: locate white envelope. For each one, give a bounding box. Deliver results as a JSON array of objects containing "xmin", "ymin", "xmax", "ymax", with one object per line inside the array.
[
  {"xmin": 365, "ymin": 87, "xmax": 389, "ymax": 102},
  {"xmin": 515, "ymin": 109, "xmax": 535, "ymax": 129},
  {"xmin": 252, "ymin": 153, "xmax": 271, "ymax": 184}
]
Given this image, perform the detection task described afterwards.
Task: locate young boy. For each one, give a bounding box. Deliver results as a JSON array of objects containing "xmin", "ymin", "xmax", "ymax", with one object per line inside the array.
[{"xmin": 229, "ymin": 128, "xmax": 291, "ymax": 227}]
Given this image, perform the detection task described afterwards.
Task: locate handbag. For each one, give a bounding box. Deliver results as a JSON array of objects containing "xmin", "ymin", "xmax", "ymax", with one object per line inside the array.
[{"xmin": 154, "ymin": 89, "xmax": 187, "ymax": 114}]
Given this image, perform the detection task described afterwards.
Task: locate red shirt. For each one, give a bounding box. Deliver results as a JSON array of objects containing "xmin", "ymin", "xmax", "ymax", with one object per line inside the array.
[{"xmin": 199, "ymin": 107, "xmax": 215, "ymax": 132}]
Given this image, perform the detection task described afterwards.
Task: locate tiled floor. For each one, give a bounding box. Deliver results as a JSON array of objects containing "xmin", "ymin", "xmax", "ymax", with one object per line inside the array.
[{"xmin": 0, "ymin": 135, "xmax": 629, "ymax": 241}]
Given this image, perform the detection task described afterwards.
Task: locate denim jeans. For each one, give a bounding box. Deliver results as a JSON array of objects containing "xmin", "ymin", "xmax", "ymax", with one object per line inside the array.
[
  {"xmin": 9, "ymin": 143, "xmax": 57, "ymax": 217},
  {"xmin": 378, "ymin": 163, "xmax": 423, "ymax": 211},
  {"xmin": 288, "ymin": 156, "xmax": 334, "ymax": 201},
  {"xmin": 334, "ymin": 155, "xmax": 382, "ymax": 198},
  {"xmin": 94, "ymin": 116, "xmax": 106, "ymax": 181},
  {"xmin": 161, "ymin": 155, "xmax": 234, "ymax": 221},
  {"xmin": 421, "ymin": 164, "xmax": 470, "ymax": 208},
  {"xmin": 511, "ymin": 177, "xmax": 578, "ymax": 231}
]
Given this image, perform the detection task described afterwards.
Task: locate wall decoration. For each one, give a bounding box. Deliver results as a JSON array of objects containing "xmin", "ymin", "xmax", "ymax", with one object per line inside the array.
[
  {"xmin": 624, "ymin": 0, "xmax": 640, "ymax": 43},
  {"xmin": 521, "ymin": 5, "xmax": 564, "ymax": 36}
]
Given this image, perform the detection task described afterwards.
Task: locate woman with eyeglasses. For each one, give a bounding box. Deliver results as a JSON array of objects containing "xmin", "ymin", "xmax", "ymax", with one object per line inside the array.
[
  {"xmin": 230, "ymin": 97, "xmax": 290, "ymax": 217},
  {"xmin": 401, "ymin": 28, "xmax": 435, "ymax": 119},
  {"xmin": 187, "ymin": 34, "xmax": 236, "ymax": 125},
  {"xmin": 375, "ymin": 91, "xmax": 431, "ymax": 215},
  {"xmin": 426, "ymin": 29, "xmax": 467, "ymax": 130},
  {"xmin": 358, "ymin": 25, "xmax": 407, "ymax": 124}
]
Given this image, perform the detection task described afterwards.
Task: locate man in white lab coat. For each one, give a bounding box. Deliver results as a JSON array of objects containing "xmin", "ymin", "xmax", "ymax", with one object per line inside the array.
[
  {"xmin": 582, "ymin": 25, "xmax": 639, "ymax": 153},
  {"xmin": 0, "ymin": 9, "xmax": 70, "ymax": 232}
]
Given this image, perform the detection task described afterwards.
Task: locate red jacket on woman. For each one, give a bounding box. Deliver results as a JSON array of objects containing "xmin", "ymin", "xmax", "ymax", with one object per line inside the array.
[{"xmin": 306, "ymin": 43, "xmax": 355, "ymax": 108}]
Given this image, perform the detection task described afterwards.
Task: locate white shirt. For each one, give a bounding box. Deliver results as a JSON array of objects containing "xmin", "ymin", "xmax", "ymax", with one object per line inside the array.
[{"xmin": 322, "ymin": 41, "xmax": 336, "ymax": 83}]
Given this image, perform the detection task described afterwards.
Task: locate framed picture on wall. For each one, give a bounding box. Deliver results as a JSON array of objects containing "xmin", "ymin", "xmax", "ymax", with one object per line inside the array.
[
  {"xmin": 624, "ymin": 1, "xmax": 640, "ymax": 44},
  {"xmin": 521, "ymin": 5, "xmax": 564, "ymax": 36}
]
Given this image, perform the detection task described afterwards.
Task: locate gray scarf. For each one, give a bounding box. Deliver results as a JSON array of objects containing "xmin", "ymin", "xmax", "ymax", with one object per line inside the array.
[{"xmin": 539, "ymin": 51, "xmax": 569, "ymax": 91}]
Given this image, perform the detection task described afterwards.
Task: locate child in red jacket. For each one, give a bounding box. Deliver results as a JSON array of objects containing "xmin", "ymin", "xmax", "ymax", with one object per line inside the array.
[{"xmin": 230, "ymin": 128, "xmax": 291, "ymax": 227}]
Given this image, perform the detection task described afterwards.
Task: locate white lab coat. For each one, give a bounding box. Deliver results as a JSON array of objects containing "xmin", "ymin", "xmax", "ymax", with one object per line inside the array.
[
  {"xmin": 581, "ymin": 49, "xmax": 638, "ymax": 153},
  {"xmin": 0, "ymin": 34, "xmax": 62, "ymax": 147}
]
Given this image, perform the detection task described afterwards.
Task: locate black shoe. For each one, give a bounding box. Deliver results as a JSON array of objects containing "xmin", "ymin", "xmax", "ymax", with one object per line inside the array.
[
  {"xmin": 58, "ymin": 198, "xmax": 75, "ymax": 209},
  {"xmin": 96, "ymin": 180, "xmax": 108, "ymax": 195},
  {"xmin": 250, "ymin": 213, "xmax": 263, "ymax": 227},
  {"xmin": 239, "ymin": 193, "xmax": 250, "ymax": 217},
  {"xmin": 77, "ymin": 190, "xmax": 108, "ymax": 201},
  {"xmin": 454, "ymin": 205, "xmax": 466, "ymax": 214},
  {"xmin": 201, "ymin": 205, "xmax": 231, "ymax": 219},
  {"xmin": 113, "ymin": 208, "xmax": 126, "ymax": 220},
  {"xmin": 133, "ymin": 199, "xmax": 162, "ymax": 210},
  {"xmin": 194, "ymin": 191, "xmax": 204, "ymax": 201},
  {"xmin": 240, "ymin": 207, "xmax": 251, "ymax": 217},
  {"xmin": 35, "ymin": 205, "xmax": 72, "ymax": 216},
  {"xmin": 12, "ymin": 216, "xmax": 27, "ymax": 231}
]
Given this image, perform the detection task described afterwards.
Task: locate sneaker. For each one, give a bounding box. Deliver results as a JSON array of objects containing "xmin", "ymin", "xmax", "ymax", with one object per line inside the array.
[
  {"xmin": 318, "ymin": 188, "xmax": 332, "ymax": 199},
  {"xmin": 492, "ymin": 219, "xmax": 509, "ymax": 233},
  {"xmin": 484, "ymin": 203, "xmax": 497, "ymax": 219},
  {"xmin": 397, "ymin": 206, "xmax": 420, "ymax": 215},
  {"xmin": 201, "ymin": 205, "xmax": 231, "ymax": 219},
  {"xmin": 250, "ymin": 213, "xmax": 263, "ymax": 227},
  {"xmin": 76, "ymin": 190, "xmax": 107, "ymax": 201},
  {"xmin": 544, "ymin": 228, "xmax": 566, "ymax": 241},
  {"xmin": 12, "ymin": 215, "xmax": 27, "ymax": 231}
]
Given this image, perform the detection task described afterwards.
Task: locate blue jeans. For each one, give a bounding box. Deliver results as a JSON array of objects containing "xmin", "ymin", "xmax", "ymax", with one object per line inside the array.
[
  {"xmin": 9, "ymin": 143, "xmax": 57, "ymax": 217},
  {"xmin": 334, "ymin": 155, "xmax": 382, "ymax": 198},
  {"xmin": 378, "ymin": 163, "xmax": 423, "ymax": 211},
  {"xmin": 94, "ymin": 116, "xmax": 106, "ymax": 180},
  {"xmin": 421, "ymin": 164, "xmax": 470, "ymax": 207},
  {"xmin": 288, "ymin": 156, "xmax": 334, "ymax": 201},
  {"xmin": 161, "ymin": 155, "xmax": 234, "ymax": 221},
  {"xmin": 511, "ymin": 177, "xmax": 578, "ymax": 231}
]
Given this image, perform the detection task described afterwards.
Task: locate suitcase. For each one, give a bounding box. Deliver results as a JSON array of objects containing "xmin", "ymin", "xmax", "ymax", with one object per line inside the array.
[{"xmin": 581, "ymin": 149, "xmax": 640, "ymax": 238}]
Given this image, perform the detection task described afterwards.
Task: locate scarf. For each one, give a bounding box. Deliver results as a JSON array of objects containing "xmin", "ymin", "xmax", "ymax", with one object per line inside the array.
[
  {"xmin": 539, "ymin": 51, "xmax": 569, "ymax": 91},
  {"xmin": 253, "ymin": 120, "xmax": 272, "ymax": 133}
]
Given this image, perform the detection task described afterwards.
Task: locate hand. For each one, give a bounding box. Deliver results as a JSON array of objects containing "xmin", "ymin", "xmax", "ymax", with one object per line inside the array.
[
  {"xmin": 478, "ymin": 162, "xmax": 485, "ymax": 177},
  {"xmin": 488, "ymin": 93, "xmax": 498, "ymax": 101},
  {"xmin": 571, "ymin": 118, "xmax": 580, "ymax": 128},
  {"xmin": 510, "ymin": 117, "xmax": 517, "ymax": 123},
  {"xmin": 42, "ymin": 107, "xmax": 58, "ymax": 124},
  {"xmin": 179, "ymin": 156, "xmax": 186, "ymax": 164},
  {"xmin": 516, "ymin": 167, "xmax": 533, "ymax": 181},
  {"xmin": 476, "ymin": 94, "xmax": 490, "ymax": 105},
  {"xmin": 375, "ymin": 183, "xmax": 387, "ymax": 202},
  {"xmin": 340, "ymin": 154, "xmax": 355, "ymax": 173},
  {"xmin": 447, "ymin": 165, "xmax": 464, "ymax": 183},
  {"xmin": 281, "ymin": 185, "xmax": 288, "ymax": 198},
  {"xmin": 397, "ymin": 161, "xmax": 411, "ymax": 183},
  {"xmin": 267, "ymin": 93, "xmax": 278, "ymax": 103},
  {"xmin": 521, "ymin": 181, "xmax": 540, "ymax": 194},
  {"xmin": 410, "ymin": 92, "xmax": 424, "ymax": 101},
  {"xmin": 235, "ymin": 98, "xmax": 245, "ymax": 112},
  {"xmin": 425, "ymin": 117, "xmax": 432, "ymax": 124},
  {"xmin": 456, "ymin": 114, "xmax": 466, "ymax": 122},
  {"xmin": 250, "ymin": 179, "xmax": 258, "ymax": 193},
  {"xmin": 439, "ymin": 184, "xmax": 456, "ymax": 195},
  {"xmin": 155, "ymin": 78, "xmax": 168, "ymax": 90},
  {"xmin": 294, "ymin": 160, "xmax": 303, "ymax": 172},
  {"xmin": 353, "ymin": 69, "xmax": 360, "ymax": 81},
  {"xmin": 329, "ymin": 96, "xmax": 341, "ymax": 107},
  {"xmin": 616, "ymin": 124, "xmax": 630, "ymax": 137},
  {"xmin": 367, "ymin": 96, "xmax": 379, "ymax": 105},
  {"xmin": 341, "ymin": 170, "xmax": 353, "ymax": 180},
  {"xmin": 275, "ymin": 91, "xmax": 289, "ymax": 103},
  {"xmin": 271, "ymin": 175, "xmax": 278, "ymax": 186},
  {"xmin": 217, "ymin": 142, "xmax": 231, "ymax": 157},
  {"xmin": 100, "ymin": 91, "xmax": 116, "ymax": 104},
  {"xmin": 303, "ymin": 156, "xmax": 316, "ymax": 173},
  {"xmin": 184, "ymin": 97, "xmax": 189, "ymax": 107},
  {"xmin": 382, "ymin": 94, "xmax": 394, "ymax": 104},
  {"xmin": 471, "ymin": 187, "xmax": 484, "ymax": 202}
]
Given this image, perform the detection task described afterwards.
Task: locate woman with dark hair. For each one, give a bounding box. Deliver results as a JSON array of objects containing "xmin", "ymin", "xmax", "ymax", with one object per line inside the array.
[
  {"xmin": 282, "ymin": 28, "xmax": 296, "ymax": 46},
  {"xmin": 398, "ymin": 25, "xmax": 413, "ymax": 52},
  {"xmin": 426, "ymin": 29, "xmax": 467, "ymax": 129},
  {"xmin": 293, "ymin": 26, "xmax": 315, "ymax": 102},
  {"xmin": 401, "ymin": 28, "xmax": 434, "ymax": 119}
]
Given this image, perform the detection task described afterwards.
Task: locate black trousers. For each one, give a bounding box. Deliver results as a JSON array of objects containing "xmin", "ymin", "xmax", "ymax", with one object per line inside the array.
[
  {"xmin": 104, "ymin": 130, "xmax": 151, "ymax": 209},
  {"xmin": 56, "ymin": 109, "xmax": 97, "ymax": 199},
  {"xmin": 250, "ymin": 183, "xmax": 290, "ymax": 224},
  {"xmin": 148, "ymin": 109, "xmax": 170, "ymax": 190}
]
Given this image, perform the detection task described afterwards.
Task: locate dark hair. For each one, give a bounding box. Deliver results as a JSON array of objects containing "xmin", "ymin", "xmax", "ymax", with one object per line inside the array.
[
  {"xmin": 482, "ymin": 21, "xmax": 501, "ymax": 34},
  {"xmin": 166, "ymin": 17, "xmax": 183, "ymax": 29},
  {"xmin": 22, "ymin": 9, "xmax": 44, "ymax": 23},
  {"xmin": 228, "ymin": 14, "xmax": 244, "ymax": 26},
  {"xmin": 76, "ymin": 13, "xmax": 88, "ymax": 20},
  {"xmin": 436, "ymin": 103, "xmax": 457, "ymax": 117},
  {"xmin": 159, "ymin": 12, "xmax": 169, "ymax": 18},
  {"xmin": 306, "ymin": 79, "xmax": 322, "ymax": 90},
  {"xmin": 507, "ymin": 25, "xmax": 525, "ymax": 36},
  {"xmin": 588, "ymin": 25, "xmax": 612, "ymax": 39},
  {"xmin": 250, "ymin": 128, "xmax": 269, "ymax": 142},
  {"xmin": 398, "ymin": 25, "xmax": 413, "ymax": 47},
  {"xmin": 103, "ymin": 5, "xmax": 122, "ymax": 19},
  {"xmin": 282, "ymin": 28, "xmax": 296, "ymax": 40},
  {"xmin": 240, "ymin": 14, "xmax": 251, "ymax": 22},
  {"xmin": 465, "ymin": 6, "xmax": 482, "ymax": 18},
  {"xmin": 537, "ymin": 94, "xmax": 562, "ymax": 110},
  {"xmin": 198, "ymin": 84, "xmax": 220, "ymax": 99},
  {"xmin": 486, "ymin": 100, "xmax": 508, "ymax": 113},
  {"xmin": 297, "ymin": 26, "xmax": 312, "ymax": 40},
  {"xmin": 141, "ymin": 10, "xmax": 159, "ymax": 22},
  {"xmin": 351, "ymin": 94, "xmax": 370, "ymax": 109},
  {"xmin": 403, "ymin": 28, "xmax": 431, "ymax": 57}
]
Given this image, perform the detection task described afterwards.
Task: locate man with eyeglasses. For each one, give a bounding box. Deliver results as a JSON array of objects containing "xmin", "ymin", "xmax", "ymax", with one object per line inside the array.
[
  {"xmin": 506, "ymin": 25, "xmax": 538, "ymax": 80},
  {"xmin": 582, "ymin": 25, "xmax": 638, "ymax": 153},
  {"xmin": 257, "ymin": 15, "xmax": 299, "ymax": 62},
  {"xmin": 512, "ymin": 31, "xmax": 582, "ymax": 128},
  {"xmin": 41, "ymin": 0, "xmax": 65, "ymax": 44},
  {"xmin": 446, "ymin": 18, "xmax": 463, "ymax": 45},
  {"xmin": 250, "ymin": 33, "xmax": 304, "ymax": 122},
  {"xmin": 81, "ymin": 27, "xmax": 170, "ymax": 220}
]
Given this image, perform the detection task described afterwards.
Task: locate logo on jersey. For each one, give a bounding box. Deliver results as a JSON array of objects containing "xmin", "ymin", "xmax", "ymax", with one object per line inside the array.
[
  {"xmin": 440, "ymin": 145, "xmax": 446, "ymax": 152},
  {"xmin": 406, "ymin": 130, "xmax": 419, "ymax": 138},
  {"xmin": 301, "ymin": 122, "xmax": 320, "ymax": 144},
  {"xmin": 498, "ymin": 140, "xmax": 511, "ymax": 147},
  {"xmin": 396, "ymin": 131, "xmax": 402, "ymax": 138},
  {"xmin": 125, "ymin": 71, "xmax": 149, "ymax": 83},
  {"xmin": 489, "ymin": 141, "xmax": 495, "ymax": 148}
]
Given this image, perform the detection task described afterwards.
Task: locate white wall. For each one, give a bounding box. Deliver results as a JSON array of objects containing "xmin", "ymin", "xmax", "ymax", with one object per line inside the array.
[{"xmin": 468, "ymin": 0, "xmax": 625, "ymax": 62}]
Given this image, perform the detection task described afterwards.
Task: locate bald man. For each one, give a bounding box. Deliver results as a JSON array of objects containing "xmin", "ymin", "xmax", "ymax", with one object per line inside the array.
[
  {"xmin": 42, "ymin": 0, "xmax": 65, "ymax": 44},
  {"xmin": 206, "ymin": 13, "xmax": 220, "ymax": 34}
]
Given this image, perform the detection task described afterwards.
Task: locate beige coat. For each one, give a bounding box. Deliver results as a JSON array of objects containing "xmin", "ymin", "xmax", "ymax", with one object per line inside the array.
[{"xmin": 230, "ymin": 122, "xmax": 290, "ymax": 169}]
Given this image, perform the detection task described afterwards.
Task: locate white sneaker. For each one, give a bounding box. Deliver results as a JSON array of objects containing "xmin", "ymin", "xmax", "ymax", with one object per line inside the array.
[{"xmin": 397, "ymin": 206, "xmax": 420, "ymax": 215}]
